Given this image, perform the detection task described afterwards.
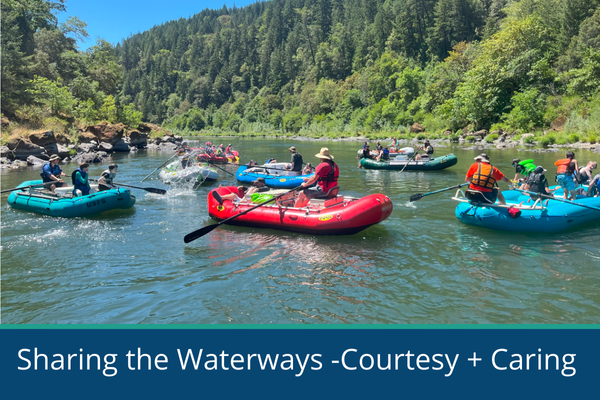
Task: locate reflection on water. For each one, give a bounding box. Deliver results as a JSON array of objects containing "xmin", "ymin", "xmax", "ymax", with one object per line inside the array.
[{"xmin": 1, "ymin": 141, "xmax": 600, "ymax": 324}]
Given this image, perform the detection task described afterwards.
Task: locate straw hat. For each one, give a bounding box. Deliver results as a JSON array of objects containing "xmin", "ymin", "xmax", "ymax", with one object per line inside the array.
[
  {"xmin": 49, "ymin": 154, "xmax": 61, "ymax": 161},
  {"xmin": 315, "ymin": 148, "xmax": 334, "ymax": 160},
  {"xmin": 289, "ymin": 146, "xmax": 296, "ymax": 152}
]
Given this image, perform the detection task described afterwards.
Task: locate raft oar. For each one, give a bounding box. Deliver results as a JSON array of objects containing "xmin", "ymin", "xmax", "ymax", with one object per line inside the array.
[
  {"xmin": 0, "ymin": 181, "xmax": 59, "ymax": 194},
  {"xmin": 410, "ymin": 182, "xmax": 470, "ymax": 202},
  {"xmin": 514, "ymin": 188, "xmax": 600, "ymax": 212},
  {"xmin": 141, "ymin": 153, "xmax": 179, "ymax": 182},
  {"xmin": 206, "ymin": 160, "xmax": 235, "ymax": 176},
  {"xmin": 91, "ymin": 179, "xmax": 167, "ymax": 195},
  {"xmin": 184, "ymin": 185, "xmax": 303, "ymax": 243},
  {"xmin": 398, "ymin": 146, "xmax": 422, "ymax": 173}
]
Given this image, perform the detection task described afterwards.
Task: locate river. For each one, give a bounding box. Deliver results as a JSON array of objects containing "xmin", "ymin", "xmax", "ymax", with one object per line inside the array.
[{"xmin": 1, "ymin": 139, "xmax": 599, "ymax": 324}]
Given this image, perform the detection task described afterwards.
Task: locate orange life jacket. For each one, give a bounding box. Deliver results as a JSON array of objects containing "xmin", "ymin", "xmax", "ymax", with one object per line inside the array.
[
  {"xmin": 471, "ymin": 163, "xmax": 496, "ymax": 189},
  {"xmin": 554, "ymin": 158, "xmax": 573, "ymax": 174}
]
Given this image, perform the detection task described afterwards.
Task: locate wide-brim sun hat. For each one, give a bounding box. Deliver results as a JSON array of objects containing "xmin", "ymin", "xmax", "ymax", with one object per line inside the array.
[
  {"xmin": 474, "ymin": 153, "xmax": 490, "ymax": 163},
  {"xmin": 49, "ymin": 154, "xmax": 61, "ymax": 161},
  {"xmin": 315, "ymin": 147, "xmax": 334, "ymax": 160},
  {"xmin": 289, "ymin": 146, "xmax": 296, "ymax": 151}
]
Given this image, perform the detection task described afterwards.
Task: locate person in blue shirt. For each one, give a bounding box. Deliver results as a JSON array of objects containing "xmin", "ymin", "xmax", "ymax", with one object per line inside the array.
[{"xmin": 40, "ymin": 154, "xmax": 66, "ymax": 193}]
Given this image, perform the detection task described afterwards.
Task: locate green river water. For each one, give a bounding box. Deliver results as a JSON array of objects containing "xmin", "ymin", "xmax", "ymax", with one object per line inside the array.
[{"xmin": 1, "ymin": 139, "xmax": 599, "ymax": 324}]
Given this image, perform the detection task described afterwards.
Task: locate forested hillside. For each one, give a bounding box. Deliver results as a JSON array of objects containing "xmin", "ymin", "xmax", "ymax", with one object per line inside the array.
[{"xmin": 3, "ymin": 0, "xmax": 600, "ymax": 143}]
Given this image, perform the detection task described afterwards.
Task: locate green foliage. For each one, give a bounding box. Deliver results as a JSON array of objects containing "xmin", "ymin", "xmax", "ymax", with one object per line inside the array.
[
  {"xmin": 119, "ymin": 104, "xmax": 143, "ymax": 128},
  {"xmin": 465, "ymin": 135, "xmax": 476, "ymax": 142},
  {"xmin": 485, "ymin": 133, "xmax": 499, "ymax": 143},
  {"xmin": 98, "ymin": 95, "xmax": 117, "ymax": 123},
  {"xmin": 29, "ymin": 76, "xmax": 76, "ymax": 116},
  {"xmin": 502, "ymin": 88, "xmax": 546, "ymax": 132}
]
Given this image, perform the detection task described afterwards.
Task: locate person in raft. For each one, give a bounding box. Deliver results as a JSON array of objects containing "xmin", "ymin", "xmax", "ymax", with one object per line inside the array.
[
  {"xmin": 465, "ymin": 153, "xmax": 514, "ymax": 205},
  {"xmin": 415, "ymin": 140, "xmax": 434, "ymax": 160},
  {"xmin": 97, "ymin": 164, "xmax": 118, "ymax": 191},
  {"xmin": 71, "ymin": 163, "xmax": 91, "ymax": 196},
  {"xmin": 213, "ymin": 178, "xmax": 268, "ymax": 204},
  {"xmin": 225, "ymin": 144, "xmax": 233, "ymax": 156},
  {"xmin": 389, "ymin": 137, "xmax": 399, "ymax": 150},
  {"xmin": 577, "ymin": 161, "xmax": 597, "ymax": 185},
  {"xmin": 376, "ymin": 146, "xmax": 390, "ymax": 161},
  {"xmin": 285, "ymin": 146, "xmax": 304, "ymax": 172},
  {"xmin": 294, "ymin": 148, "xmax": 340, "ymax": 208},
  {"xmin": 522, "ymin": 166, "xmax": 556, "ymax": 198},
  {"xmin": 362, "ymin": 144, "xmax": 374, "ymax": 159},
  {"xmin": 587, "ymin": 173, "xmax": 600, "ymax": 197},
  {"xmin": 302, "ymin": 162, "xmax": 314, "ymax": 174},
  {"xmin": 554, "ymin": 151, "xmax": 579, "ymax": 200},
  {"xmin": 41, "ymin": 154, "xmax": 67, "ymax": 193}
]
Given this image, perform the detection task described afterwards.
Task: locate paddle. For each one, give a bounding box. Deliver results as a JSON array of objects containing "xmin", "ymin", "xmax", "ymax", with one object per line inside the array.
[
  {"xmin": 410, "ymin": 182, "xmax": 470, "ymax": 202},
  {"xmin": 398, "ymin": 146, "xmax": 422, "ymax": 173},
  {"xmin": 90, "ymin": 179, "xmax": 167, "ymax": 195},
  {"xmin": 140, "ymin": 153, "xmax": 179, "ymax": 182},
  {"xmin": 514, "ymin": 188, "xmax": 600, "ymax": 212},
  {"xmin": 184, "ymin": 185, "xmax": 303, "ymax": 243},
  {"xmin": 0, "ymin": 181, "xmax": 59, "ymax": 194},
  {"xmin": 206, "ymin": 160, "xmax": 235, "ymax": 176}
]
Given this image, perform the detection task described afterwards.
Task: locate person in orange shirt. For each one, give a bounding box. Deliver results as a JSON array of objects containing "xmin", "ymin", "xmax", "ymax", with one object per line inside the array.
[{"xmin": 465, "ymin": 153, "xmax": 514, "ymax": 205}]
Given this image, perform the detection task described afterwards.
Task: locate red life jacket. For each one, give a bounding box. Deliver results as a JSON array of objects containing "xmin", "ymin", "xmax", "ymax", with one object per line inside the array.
[
  {"xmin": 317, "ymin": 161, "xmax": 339, "ymax": 191},
  {"xmin": 555, "ymin": 158, "xmax": 573, "ymax": 175}
]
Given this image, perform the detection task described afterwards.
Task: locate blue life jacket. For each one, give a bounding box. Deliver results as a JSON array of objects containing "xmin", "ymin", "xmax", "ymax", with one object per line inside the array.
[
  {"xmin": 382, "ymin": 149, "xmax": 390, "ymax": 160},
  {"xmin": 41, "ymin": 162, "xmax": 62, "ymax": 180},
  {"xmin": 71, "ymin": 168, "xmax": 89, "ymax": 195}
]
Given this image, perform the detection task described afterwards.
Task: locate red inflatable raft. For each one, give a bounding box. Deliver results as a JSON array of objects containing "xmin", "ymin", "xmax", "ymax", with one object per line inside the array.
[{"xmin": 207, "ymin": 186, "xmax": 393, "ymax": 234}]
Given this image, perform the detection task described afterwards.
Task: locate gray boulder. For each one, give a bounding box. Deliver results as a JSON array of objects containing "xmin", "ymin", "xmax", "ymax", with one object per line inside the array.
[
  {"xmin": 99, "ymin": 142, "xmax": 114, "ymax": 152},
  {"xmin": 112, "ymin": 139, "xmax": 130, "ymax": 152},
  {"xmin": 77, "ymin": 143, "xmax": 98, "ymax": 153},
  {"xmin": 27, "ymin": 155, "xmax": 48, "ymax": 166}
]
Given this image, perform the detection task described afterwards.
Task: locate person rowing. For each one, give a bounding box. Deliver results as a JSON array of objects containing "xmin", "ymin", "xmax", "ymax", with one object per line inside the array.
[
  {"xmin": 465, "ymin": 153, "xmax": 513, "ymax": 205},
  {"xmin": 294, "ymin": 148, "xmax": 339, "ymax": 207},
  {"xmin": 41, "ymin": 154, "xmax": 67, "ymax": 193},
  {"xmin": 98, "ymin": 164, "xmax": 119, "ymax": 191},
  {"xmin": 415, "ymin": 141, "xmax": 434, "ymax": 161}
]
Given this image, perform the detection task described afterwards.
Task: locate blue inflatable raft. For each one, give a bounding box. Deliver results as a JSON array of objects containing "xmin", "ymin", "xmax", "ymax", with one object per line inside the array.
[
  {"xmin": 236, "ymin": 163, "xmax": 314, "ymax": 188},
  {"xmin": 7, "ymin": 180, "xmax": 136, "ymax": 218},
  {"xmin": 453, "ymin": 185, "xmax": 600, "ymax": 232}
]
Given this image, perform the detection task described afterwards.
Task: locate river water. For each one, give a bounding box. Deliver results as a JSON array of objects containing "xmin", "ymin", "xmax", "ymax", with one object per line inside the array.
[{"xmin": 2, "ymin": 139, "xmax": 599, "ymax": 324}]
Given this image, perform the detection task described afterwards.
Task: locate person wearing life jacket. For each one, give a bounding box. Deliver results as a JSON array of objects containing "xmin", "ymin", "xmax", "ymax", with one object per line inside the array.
[
  {"xmin": 512, "ymin": 158, "xmax": 524, "ymax": 182},
  {"xmin": 555, "ymin": 151, "xmax": 579, "ymax": 200},
  {"xmin": 285, "ymin": 146, "xmax": 304, "ymax": 172},
  {"xmin": 41, "ymin": 154, "xmax": 67, "ymax": 193},
  {"xmin": 213, "ymin": 179, "xmax": 268, "ymax": 204},
  {"xmin": 522, "ymin": 166, "xmax": 556, "ymax": 198},
  {"xmin": 389, "ymin": 137, "xmax": 399, "ymax": 150},
  {"xmin": 216, "ymin": 144, "xmax": 225, "ymax": 156},
  {"xmin": 295, "ymin": 148, "xmax": 340, "ymax": 207},
  {"xmin": 205, "ymin": 142, "xmax": 214, "ymax": 156},
  {"xmin": 225, "ymin": 144, "xmax": 233, "ymax": 156},
  {"xmin": 416, "ymin": 141, "xmax": 434, "ymax": 160},
  {"xmin": 465, "ymin": 153, "xmax": 513, "ymax": 205},
  {"xmin": 362, "ymin": 145, "xmax": 374, "ymax": 159},
  {"xmin": 577, "ymin": 161, "xmax": 597, "ymax": 185},
  {"xmin": 98, "ymin": 164, "xmax": 118, "ymax": 191},
  {"xmin": 376, "ymin": 146, "xmax": 390, "ymax": 161},
  {"xmin": 71, "ymin": 163, "xmax": 91, "ymax": 196}
]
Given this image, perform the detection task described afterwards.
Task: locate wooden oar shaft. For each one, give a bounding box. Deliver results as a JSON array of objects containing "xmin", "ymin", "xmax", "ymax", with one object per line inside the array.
[
  {"xmin": 141, "ymin": 153, "xmax": 178, "ymax": 182},
  {"xmin": 1, "ymin": 181, "xmax": 57, "ymax": 194}
]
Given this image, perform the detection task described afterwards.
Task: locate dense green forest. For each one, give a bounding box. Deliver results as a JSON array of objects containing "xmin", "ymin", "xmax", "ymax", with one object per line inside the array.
[{"xmin": 3, "ymin": 0, "xmax": 600, "ymax": 144}]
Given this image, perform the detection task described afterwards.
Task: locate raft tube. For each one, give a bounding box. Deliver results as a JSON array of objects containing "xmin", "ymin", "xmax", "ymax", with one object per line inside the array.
[
  {"xmin": 454, "ymin": 186, "xmax": 600, "ymax": 232},
  {"xmin": 207, "ymin": 186, "xmax": 393, "ymax": 235},
  {"xmin": 7, "ymin": 180, "xmax": 136, "ymax": 218},
  {"xmin": 159, "ymin": 161, "xmax": 218, "ymax": 184},
  {"xmin": 236, "ymin": 163, "xmax": 314, "ymax": 188},
  {"xmin": 360, "ymin": 153, "xmax": 458, "ymax": 170}
]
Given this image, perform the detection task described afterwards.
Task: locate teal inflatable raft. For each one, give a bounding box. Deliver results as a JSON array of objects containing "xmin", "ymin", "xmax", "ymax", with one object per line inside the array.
[
  {"xmin": 453, "ymin": 186, "xmax": 600, "ymax": 232},
  {"xmin": 7, "ymin": 180, "xmax": 136, "ymax": 217}
]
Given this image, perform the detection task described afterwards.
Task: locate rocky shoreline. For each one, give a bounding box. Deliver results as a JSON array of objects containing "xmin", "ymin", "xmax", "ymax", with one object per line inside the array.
[{"xmin": 1, "ymin": 122, "xmax": 183, "ymax": 170}]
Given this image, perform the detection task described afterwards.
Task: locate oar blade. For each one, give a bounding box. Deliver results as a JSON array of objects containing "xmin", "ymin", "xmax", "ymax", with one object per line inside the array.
[
  {"xmin": 144, "ymin": 187, "xmax": 167, "ymax": 195},
  {"xmin": 184, "ymin": 224, "xmax": 220, "ymax": 243},
  {"xmin": 409, "ymin": 194, "xmax": 423, "ymax": 202}
]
